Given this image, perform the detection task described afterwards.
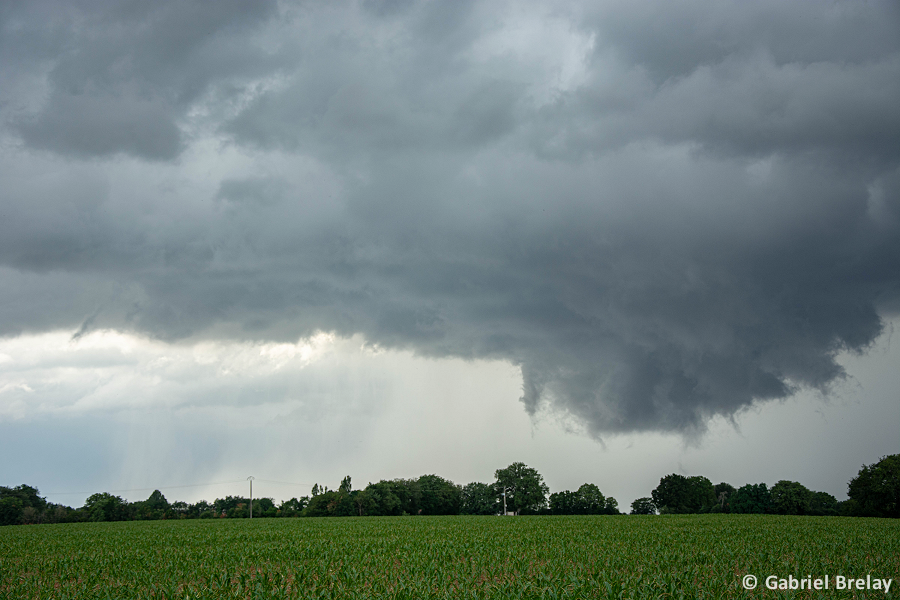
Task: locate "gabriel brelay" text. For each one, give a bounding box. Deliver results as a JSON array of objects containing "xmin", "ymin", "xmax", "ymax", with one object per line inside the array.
[{"xmin": 765, "ymin": 575, "xmax": 892, "ymax": 592}]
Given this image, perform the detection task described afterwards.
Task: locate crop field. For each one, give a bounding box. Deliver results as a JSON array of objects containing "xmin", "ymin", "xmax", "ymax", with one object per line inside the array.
[{"xmin": 1, "ymin": 515, "xmax": 897, "ymax": 599}]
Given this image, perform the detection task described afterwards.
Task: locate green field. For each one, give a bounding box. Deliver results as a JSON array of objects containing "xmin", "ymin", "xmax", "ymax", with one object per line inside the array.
[{"xmin": 1, "ymin": 515, "xmax": 897, "ymax": 599}]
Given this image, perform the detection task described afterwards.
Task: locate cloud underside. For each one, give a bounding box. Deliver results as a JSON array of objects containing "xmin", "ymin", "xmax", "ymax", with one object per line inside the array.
[{"xmin": 1, "ymin": 0, "xmax": 899, "ymax": 435}]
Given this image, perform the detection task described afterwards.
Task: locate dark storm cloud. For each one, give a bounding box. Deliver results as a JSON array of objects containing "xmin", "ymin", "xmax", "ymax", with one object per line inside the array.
[
  {"xmin": 4, "ymin": 0, "xmax": 279, "ymax": 160},
  {"xmin": 1, "ymin": 0, "xmax": 899, "ymax": 435}
]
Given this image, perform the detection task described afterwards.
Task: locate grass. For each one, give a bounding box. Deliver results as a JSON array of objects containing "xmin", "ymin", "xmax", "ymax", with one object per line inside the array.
[{"xmin": 1, "ymin": 514, "xmax": 898, "ymax": 599}]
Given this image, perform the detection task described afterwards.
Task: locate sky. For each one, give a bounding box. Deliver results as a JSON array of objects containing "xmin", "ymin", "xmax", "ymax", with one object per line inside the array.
[{"xmin": 1, "ymin": 0, "xmax": 898, "ymax": 510}]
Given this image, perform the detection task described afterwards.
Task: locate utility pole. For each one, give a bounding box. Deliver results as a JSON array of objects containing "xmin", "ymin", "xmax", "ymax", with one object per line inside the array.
[
  {"xmin": 502, "ymin": 487, "xmax": 507, "ymax": 516},
  {"xmin": 247, "ymin": 476, "xmax": 254, "ymax": 520}
]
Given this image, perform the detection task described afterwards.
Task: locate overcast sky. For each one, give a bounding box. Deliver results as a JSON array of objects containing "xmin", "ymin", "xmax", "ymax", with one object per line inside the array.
[{"xmin": 1, "ymin": 0, "xmax": 898, "ymax": 510}]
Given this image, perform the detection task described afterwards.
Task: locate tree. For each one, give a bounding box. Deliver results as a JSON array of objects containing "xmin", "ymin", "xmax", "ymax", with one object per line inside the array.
[
  {"xmin": 304, "ymin": 490, "xmax": 339, "ymax": 517},
  {"xmin": 417, "ymin": 474, "xmax": 461, "ymax": 515},
  {"xmin": 575, "ymin": 483, "xmax": 606, "ymax": 514},
  {"xmin": 136, "ymin": 490, "xmax": 171, "ymax": 520},
  {"xmin": 214, "ymin": 495, "xmax": 254, "ymax": 517},
  {"xmin": 848, "ymin": 454, "xmax": 900, "ymax": 518},
  {"xmin": 494, "ymin": 462, "xmax": 549, "ymax": 515},
  {"xmin": 45, "ymin": 504, "xmax": 76, "ymax": 524},
  {"xmin": 651, "ymin": 474, "xmax": 716, "ymax": 514},
  {"xmin": 304, "ymin": 480, "xmax": 355, "ymax": 517},
  {"xmin": 461, "ymin": 482, "xmax": 497, "ymax": 515},
  {"xmin": 603, "ymin": 496, "xmax": 620, "ymax": 515},
  {"xmin": 838, "ymin": 499, "xmax": 859, "ymax": 516},
  {"xmin": 652, "ymin": 474, "xmax": 689, "ymax": 513},
  {"xmin": 83, "ymin": 493, "xmax": 129, "ymax": 522},
  {"xmin": 770, "ymin": 480, "xmax": 812, "ymax": 515},
  {"xmin": 353, "ymin": 490, "xmax": 372, "ymax": 516},
  {"xmin": 277, "ymin": 497, "xmax": 306, "ymax": 517},
  {"xmin": 809, "ymin": 491, "xmax": 839, "ymax": 516},
  {"xmin": 278, "ymin": 497, "xmax": 306, "ymax": 517},
  {"xmin": 333, "ymin": 492, "xmax": 357, "ymax": 517},
  {"xmin": 630, "ymin": 497, "xmax": 657, "ymax": 515},
  {"xmin": 361, "ymin": 479, "xmax": 424, "ymax": 515},
  {"xmin": 171, "ymin": 501, "xmax": 189, "ymax": 518},
  {"xmin": 714, "ymin": 483, "xmax": 735, "ymax": 512},
  {"xmin": 549, "ymin": 490, "xmax": 577, "ymax": 515},
  {"xmin": 146, "ymin": 490, "xmax": 169, "ymax": 511},
  {"xmin": 190, "ymin": 500, "xmax": 214, "ymax": 519},
  {"xmin": 549, "ymin": 484, "xmax": 617, "ymax": 515},
  {"xmin": 0, "ymin": 485, "xmax": 50, "ymax": 525},
  {"xmin": 0, "ymin": 496, "xmax": 24, "ymax": 526},
  {"xmin": 254, "ymin": 497, "xmax": 276, "ymax": 517},
  {"xmin": 1, "ymin": 485, "xmax": 47, "ymax": 512},
  {"xmin": 730, "ymin": 483, "xmax": 771, "ymax": 514},
  {"xmin": 363, "ymin": 481, "xmax": 403, "ymax": 516},
  {"xmin": 386, "ymin": 479, "xmax": 422, "ymax": 515}
]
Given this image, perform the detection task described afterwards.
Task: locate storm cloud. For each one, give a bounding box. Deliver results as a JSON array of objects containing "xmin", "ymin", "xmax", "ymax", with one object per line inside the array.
[{"xmin": 1, "ymin": 0, "xmax": 899, "ymax": 436}]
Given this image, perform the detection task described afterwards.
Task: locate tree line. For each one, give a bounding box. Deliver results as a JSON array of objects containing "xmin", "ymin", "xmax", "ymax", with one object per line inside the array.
[
  {"xmin": 631, "ymin": 454, "xmax": 898, "ymax": 517},
  {"xmin": 1, "ymin": 454, "xmax": 896, "ymax": 526},
  {"xmin": 0, "ymin": 462, "xmax": 576, "ymax": 524}
]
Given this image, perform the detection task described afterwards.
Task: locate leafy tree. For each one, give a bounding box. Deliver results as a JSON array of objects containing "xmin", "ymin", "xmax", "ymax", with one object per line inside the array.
[
  {"xmin": 0, "ymin": 484, "xmax": 52, "ymax": 524},
  {"xmin": 575, "ymin": 484, "xmax": 606, "ymax": 514},
  {"xmin": 303, "ymin": 492, "xmax": 331, "ymax": 517},
  {"xmin": 1, "ymin": 485, "xmax": 47, "ymax": 512},
  {"xmin": 808, "ymin": 491, "xmax": 839, "ymax": 516},
  {"xmin": 363, "ymin": 481, "xmax": 403, "ymax": 516},
  {"xmin": 356, "ymin": 479, "xmax": 429, "ymax": 516},
  {"xmin": 352, "ymin": 490, "xmax": 372, "ymax": 516},
  {"xmin": 651, "ymin": 474, "xmax": 716, "ymax": 514},
  {"xmin": 334, "ymin": 492, "xmax": 357, "ymax": 517},
  {"xmin": 304, "ymin": 489, "xmax": 352, "ymax": 517},
  {"xmin": 214, "ymin": 495, "xmax": 252, "ymax": 517},
  {"xmin": 390, "ymin": 479, "xmax": 423, "ymax": 515},
  {"xmin": 651, "ymin": 474, "xmax": 689, "ymax": 513},
  {"xmin": 770, "ymin": 480, "xmax": 812, "ymax": 515},
  {"xmin": 848, "ymin": 454, "xmax": 900, "ymax": 518},
  {"xmin": 837, "ymin": 499, "xmax": 859, "ymax": 516},
  {"xmin": 714, "ymin": 482, "xmax": 735, "ymax": 512},
  {"xmin": 254, "ymin": 497, "xmax": 277, "ymax": 517},
  {"xmin": 44, "ymin": 504, "xmax": 77, "ymax": 524},
  {"xmin": 21, "ymin": 506, "xmax": 40, "ymax": 524},
  {"xmin": 461, "ymin": 482, "xmax": 497, "ymax": 515},
  {"xmin": 0, "ymin": 496, "xmax": 24, "ymax": 526},
  {"xmin": 340, "ymin": 476, "xmax": 352, "ymax": 493},
  {"xmin": 136, "ymin": 489, "xmax": 171, "ymax": 520},
  {"xmin": 630, "ymin": 497, "xmax": 657, "ymax": 515},
  {"xmin": 146, "ymin": 490, "xmax": 169, "ymax": 511},
  {"xmin": 688, "ymin": 476, "xmax": 717, "ymax": 512},
  {"xmin": 730, "ymin": 483, "xmax": 771, "ymax": 514},
  {"xmin": 171, "ymin": 501, "xmax": 189, "ymax": 518},
  {"xmin": 83, "ymin": 492, "xmax": 130, "ymax": 522},
  {"xmin": 549, "ymin": 485, "xmax": 616, "ymax": 515},
  {"xmin": 278, "ymin": 497, "xmax": 307, "ymax": 517},
  {"xmin": 494, "ymin": 462, "xmax": 549, "ymax": 515},
  {"xmin": 417, "ymin": 474, "xmax": 461, "ymax": 515},
  {"xmin": 189, "ymin": 500, "xmax": 214, "ymax": 519},
  {"xmin": 549, "ymin": 490, "xmax": 577, "ymax": 515},
  {"xmin": 603, "ymin": 496, "xmax": 620, "ymax": 515}
]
